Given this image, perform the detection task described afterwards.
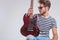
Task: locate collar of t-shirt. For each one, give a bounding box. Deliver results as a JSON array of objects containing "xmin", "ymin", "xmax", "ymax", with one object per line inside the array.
[{"xmin": 41, "ymin": 15, "xmax": 50, "ymax": 18}]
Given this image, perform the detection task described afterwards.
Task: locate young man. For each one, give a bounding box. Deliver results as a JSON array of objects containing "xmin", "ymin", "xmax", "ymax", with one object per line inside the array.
[{"xmin": 26, "ymin": 0, "xmax": 58, "ymax": 40}]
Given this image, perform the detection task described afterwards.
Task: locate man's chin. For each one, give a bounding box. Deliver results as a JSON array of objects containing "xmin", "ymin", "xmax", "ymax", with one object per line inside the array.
[{"xmin": 40, "ymin": 12, "xmax": 46, "ymax": 15}]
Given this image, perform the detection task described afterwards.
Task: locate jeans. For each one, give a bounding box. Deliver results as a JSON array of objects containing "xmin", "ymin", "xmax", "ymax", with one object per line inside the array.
[{"xmin": 26, "ymin": 35, "xmax": 51, "ymax": 40}]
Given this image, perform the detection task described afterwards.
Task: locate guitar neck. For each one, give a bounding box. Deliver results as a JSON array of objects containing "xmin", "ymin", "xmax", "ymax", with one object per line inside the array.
[{"xmin": 30, "ymin": 0, "xmax": 33, "ymax": 9}]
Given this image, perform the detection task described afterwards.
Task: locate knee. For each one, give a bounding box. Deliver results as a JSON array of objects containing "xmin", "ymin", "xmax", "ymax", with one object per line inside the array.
[{"xmin": 26, "ymin": 35, "xmax": 36, "ymax": 40}]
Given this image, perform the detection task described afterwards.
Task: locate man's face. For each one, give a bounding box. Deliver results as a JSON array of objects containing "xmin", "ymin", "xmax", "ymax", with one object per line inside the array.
[{"xmin": 38, "ymin": 3, "xmax": 46, "ymax": 15}]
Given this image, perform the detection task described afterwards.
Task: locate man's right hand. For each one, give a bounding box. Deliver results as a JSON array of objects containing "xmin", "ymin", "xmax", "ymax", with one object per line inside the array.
[{"xmin": 27, "ymin": 8, "xmax": 33, "ymax": 16}]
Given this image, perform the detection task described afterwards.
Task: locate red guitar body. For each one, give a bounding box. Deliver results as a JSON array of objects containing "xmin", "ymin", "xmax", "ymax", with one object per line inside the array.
[
  {"xmin": 20, "ymin": 14, "xmax": 40, "ymax": 37},
  {"xmin": 20, "ymin": 0, "xmax": 40, "ymax": 37}
]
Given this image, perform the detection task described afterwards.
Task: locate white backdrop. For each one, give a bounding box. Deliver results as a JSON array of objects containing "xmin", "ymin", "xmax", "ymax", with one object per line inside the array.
[{"xmin": 0, "ymin": 0, "xmax": 60, "ymax": 40}]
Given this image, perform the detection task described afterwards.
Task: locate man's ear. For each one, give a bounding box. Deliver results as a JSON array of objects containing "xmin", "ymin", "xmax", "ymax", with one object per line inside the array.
[{"xmin": 45, "ymin": 6, "xmax": 49, "ymax": 11}]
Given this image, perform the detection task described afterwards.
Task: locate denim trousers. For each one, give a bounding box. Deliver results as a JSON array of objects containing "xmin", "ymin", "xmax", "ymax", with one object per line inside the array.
[{"xmin": 26, "ymin": 35, "xmax": 51, "ymax": 40}]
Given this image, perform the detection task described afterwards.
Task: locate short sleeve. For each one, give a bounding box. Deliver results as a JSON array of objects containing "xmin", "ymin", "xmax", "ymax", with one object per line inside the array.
[{"xmin": 51, "ymin": 18, "xmax": 57, "ymax": 28}]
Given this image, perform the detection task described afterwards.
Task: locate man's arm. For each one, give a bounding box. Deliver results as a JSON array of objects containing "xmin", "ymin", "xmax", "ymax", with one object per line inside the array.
[{"xmin": 52, "ymin": 27, "xmax": 58, "ymax": 40}]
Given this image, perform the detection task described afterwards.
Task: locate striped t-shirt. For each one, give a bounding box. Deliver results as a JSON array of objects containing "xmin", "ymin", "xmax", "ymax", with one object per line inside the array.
[{"xmin": 33, "ymin": 14, "xmax": 57, "ymax": 37}]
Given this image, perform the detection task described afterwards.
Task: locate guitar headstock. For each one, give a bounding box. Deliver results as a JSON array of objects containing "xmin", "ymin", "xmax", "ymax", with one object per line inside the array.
[{"xmin": 30, "ymin": 0, "xmax": 33, "ymax": 9}]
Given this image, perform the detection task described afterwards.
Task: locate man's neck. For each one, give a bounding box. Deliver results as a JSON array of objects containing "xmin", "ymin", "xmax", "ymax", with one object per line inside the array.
[{"xmin": 41, "ymin": 11, "xmax": 49, "ymax": 18}]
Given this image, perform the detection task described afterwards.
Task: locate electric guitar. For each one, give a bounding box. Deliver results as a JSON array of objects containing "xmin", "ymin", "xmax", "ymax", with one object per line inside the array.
[{"xmin": 20, "ymin": 0, "xmax": 40, "ymax": 37}]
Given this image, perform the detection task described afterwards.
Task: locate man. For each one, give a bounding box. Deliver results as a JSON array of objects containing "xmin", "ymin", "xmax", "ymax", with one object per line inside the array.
[{"xmin": 25, "ymin": 0, "xmax": 58, "ymax": 40}]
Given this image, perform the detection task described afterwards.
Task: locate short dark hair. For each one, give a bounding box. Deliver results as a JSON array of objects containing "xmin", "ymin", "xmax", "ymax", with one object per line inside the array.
[{"xmin": 39, "ymin": 0, "xmax": 51, "ymax": 9}]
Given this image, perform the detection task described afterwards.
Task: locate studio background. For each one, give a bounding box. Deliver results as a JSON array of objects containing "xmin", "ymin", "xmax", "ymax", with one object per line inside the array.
[{"xmin": 0, "ymin": 0, "xmax": 60, "ymax": 40}]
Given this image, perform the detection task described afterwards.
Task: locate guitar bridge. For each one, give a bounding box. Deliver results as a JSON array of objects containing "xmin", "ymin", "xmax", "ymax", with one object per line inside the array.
[{"xmin": 27, "ymin": 24, "xmax": 34, "ymax": 31}]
